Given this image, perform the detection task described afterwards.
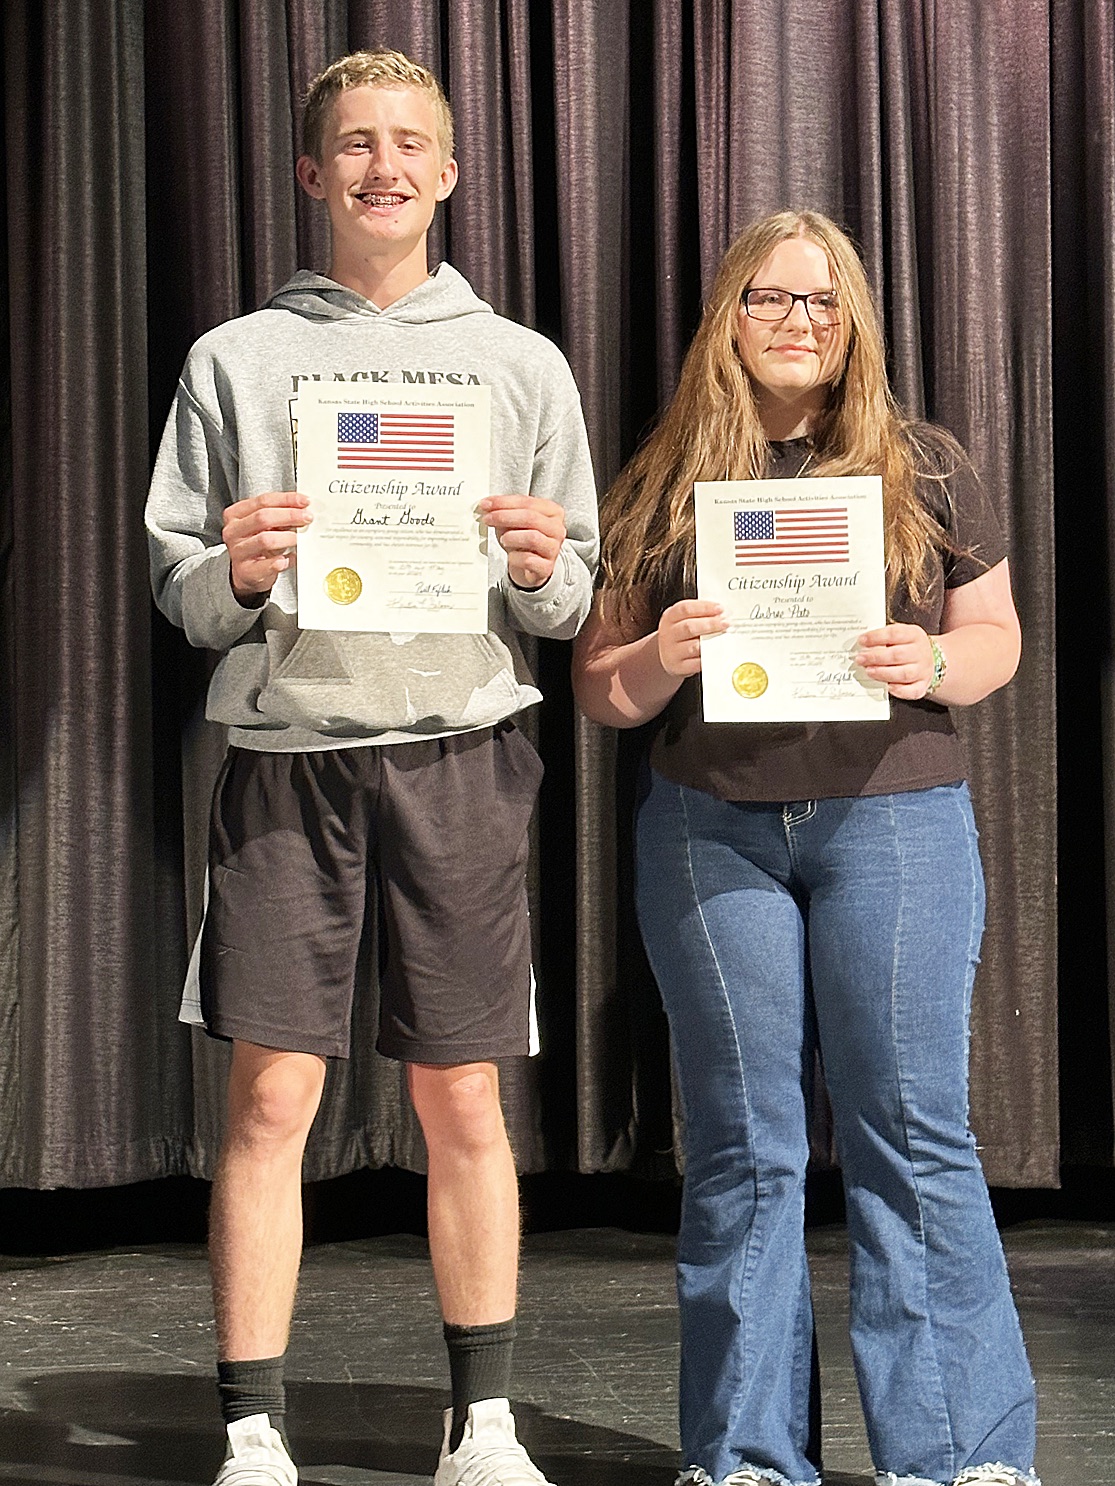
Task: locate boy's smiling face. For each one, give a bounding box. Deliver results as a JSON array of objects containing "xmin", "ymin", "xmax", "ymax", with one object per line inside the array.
[{"xmin": 296, "ymin": 83, "xmax": 457, "ymax": 281}]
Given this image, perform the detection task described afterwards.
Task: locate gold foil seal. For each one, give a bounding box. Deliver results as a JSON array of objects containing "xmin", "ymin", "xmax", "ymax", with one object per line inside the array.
[
  {"xmin": 732, "ymin": 662, "xmax": 769, "ymax": 698},
  {"xmin": 324, "ymin": 567, "xmax": 362, "ymax": 606}
]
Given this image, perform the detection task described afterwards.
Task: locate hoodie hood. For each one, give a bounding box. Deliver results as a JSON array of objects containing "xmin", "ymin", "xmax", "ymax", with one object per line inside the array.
[{"xmin": 263, "ymin": 262, "xmax": 494, "ymax": 328}]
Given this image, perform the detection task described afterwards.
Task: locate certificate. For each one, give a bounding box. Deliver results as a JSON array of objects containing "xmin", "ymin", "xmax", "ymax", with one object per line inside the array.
[
  {"xmin": 294, "ymin": 381, "xmax": 490, "ymax": 632},
  {"xmin": 694, "ymin": 475, "xmax": 889, "ymax": 722}
]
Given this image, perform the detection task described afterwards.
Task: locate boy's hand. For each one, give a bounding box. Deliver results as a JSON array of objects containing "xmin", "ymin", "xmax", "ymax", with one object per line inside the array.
[
  {"xmin": 480, "ymin": 494, "xmax": 566, "ymax": 590},
  {"xmin": 223, "ymin": 491, "xmax": 313, "ymax": 603}
]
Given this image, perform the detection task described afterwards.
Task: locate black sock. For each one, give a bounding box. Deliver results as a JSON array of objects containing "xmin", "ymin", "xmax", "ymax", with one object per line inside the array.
[
  {"xmin": 216, "ymin": 1356, "xmax": 289, "ymax": 1450},
  {"xmin": 444, "ymin": 1318, "xmax": 517, "ymax": 1452}
]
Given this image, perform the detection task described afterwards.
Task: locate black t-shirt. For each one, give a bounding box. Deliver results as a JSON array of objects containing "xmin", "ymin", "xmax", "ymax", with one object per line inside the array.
[{"xmin": 647, "ymin": 434, "xmax": 1008, "ymax": 801}]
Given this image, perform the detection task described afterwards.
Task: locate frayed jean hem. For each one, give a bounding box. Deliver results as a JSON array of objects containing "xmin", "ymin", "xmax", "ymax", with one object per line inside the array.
[
  {"xmin": 875, "ymin": 1467, "xmax": 1041, "ymax": 1486},
  {"xmin": 676, "ymin": 1466, "xmax": 821, "ymax": 1486},
  {"xmin": 955, "ymin": 1468, "xmax": 1041, "ymax": 1486}
]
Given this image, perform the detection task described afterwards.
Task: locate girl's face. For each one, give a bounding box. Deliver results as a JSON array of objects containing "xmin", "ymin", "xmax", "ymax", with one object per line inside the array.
[{"xmin": 735, "ymin": 237, "xmax": 848, "ymax": 421}]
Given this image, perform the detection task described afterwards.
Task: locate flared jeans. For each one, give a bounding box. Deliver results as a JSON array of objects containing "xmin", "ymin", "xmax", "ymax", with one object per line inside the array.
[{"xmin": 635, "ymin": 772, "xmax": 1038, "ymax": 1486}]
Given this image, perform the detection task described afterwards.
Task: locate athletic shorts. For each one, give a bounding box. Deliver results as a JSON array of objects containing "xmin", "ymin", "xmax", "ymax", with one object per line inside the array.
[{"xmin": 199, "ymin": 721, "xmax": 543, "ymax": 1062}]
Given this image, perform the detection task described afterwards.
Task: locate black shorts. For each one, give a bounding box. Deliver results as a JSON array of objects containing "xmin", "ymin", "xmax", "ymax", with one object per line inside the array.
[{"xmin": 199, "ymin": 722, "xmax": 543, "ymax": 1062}]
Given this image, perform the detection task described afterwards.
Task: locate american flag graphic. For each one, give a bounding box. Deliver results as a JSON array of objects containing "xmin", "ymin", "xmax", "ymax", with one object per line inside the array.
[
  {"xmin": 733, "ymin": 506, "xmax": 849, "ymax": 566},
  {"xmin": 337, "ymin": 411, "xmax": 455, "ymax": 470}
]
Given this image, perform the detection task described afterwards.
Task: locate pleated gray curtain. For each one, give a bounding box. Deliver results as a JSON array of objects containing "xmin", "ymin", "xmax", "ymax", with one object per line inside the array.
[
  {"xmin": 0, "ymin": 0, "xmax": 1102, "ymax": 1191},
  {"xmin": 568, "ymin": 0, "xmax": 1062, "ymax": 1185},
  {"xmin": 2, "ymin": 0, "xmax": 190, "ymax": 1186},
  {"xmin": 922, "ymin": 0, "xmax": 1059, "ymax": 1184}
]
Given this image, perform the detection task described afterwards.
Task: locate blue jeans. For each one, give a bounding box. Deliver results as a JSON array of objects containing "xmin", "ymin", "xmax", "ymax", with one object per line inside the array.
[{"xmin": 635, "ymin": 771, "xmax": 1038, "ymax": 1486}]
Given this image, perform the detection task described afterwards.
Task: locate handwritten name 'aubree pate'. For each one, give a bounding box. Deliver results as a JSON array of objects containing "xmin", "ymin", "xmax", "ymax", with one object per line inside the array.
[{"xmin": 750, "ymin": 603, "xmax": 815, "ymax": 620}]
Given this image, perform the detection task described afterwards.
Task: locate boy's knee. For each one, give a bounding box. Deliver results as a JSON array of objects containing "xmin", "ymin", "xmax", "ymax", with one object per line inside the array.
[
  {"xmin": 408, "ymin": 1063, "xmax": 507, "ymax": 1155},
  {"xmin": 227, "ymin": 1047, "xmax": 326, "ymax": 1150}
]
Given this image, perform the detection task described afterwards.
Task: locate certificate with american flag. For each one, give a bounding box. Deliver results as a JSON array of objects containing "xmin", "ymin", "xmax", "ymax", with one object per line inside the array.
[
  {"xmin": 693, "ymin": 475, "xmax": 888, "ymax": 722},
  {"xmin": 293, "ymin": 382, "xmax": 491, "ymax": 633}
]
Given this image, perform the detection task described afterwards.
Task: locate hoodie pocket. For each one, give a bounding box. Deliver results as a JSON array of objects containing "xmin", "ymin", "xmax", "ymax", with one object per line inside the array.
[{"xmin": 256, "ymin": 628, "xmax": 521, "ymax": 733}]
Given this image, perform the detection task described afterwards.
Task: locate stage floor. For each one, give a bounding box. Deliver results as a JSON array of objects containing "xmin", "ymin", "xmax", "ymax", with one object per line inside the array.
[{"xmin": 1, "ymin": 1222, "xmax": 1111, "ymax": 1486}]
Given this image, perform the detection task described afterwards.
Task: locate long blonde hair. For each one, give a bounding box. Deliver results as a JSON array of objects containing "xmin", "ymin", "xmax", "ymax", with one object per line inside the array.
[{"xmin": 599, "ymin": 209, "xmax": 956, "ymax": 633}]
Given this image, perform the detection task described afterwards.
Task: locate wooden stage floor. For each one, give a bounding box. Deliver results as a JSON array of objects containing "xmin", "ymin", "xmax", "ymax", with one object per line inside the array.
[{"xmin": 2, "ymin": 1221, "xmax": 1111, "ymax": 1485}]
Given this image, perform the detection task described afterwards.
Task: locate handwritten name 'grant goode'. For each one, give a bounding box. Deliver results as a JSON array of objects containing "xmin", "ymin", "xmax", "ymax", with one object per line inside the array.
[{"xmin": 350, "ymin": 506, "xmax": 437, "ymax": 526}]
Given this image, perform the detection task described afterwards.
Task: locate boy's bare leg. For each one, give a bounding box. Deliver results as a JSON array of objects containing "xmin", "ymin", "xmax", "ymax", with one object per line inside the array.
[
  {"xmin": 408, "ymin": 1060, "xmax": 520, "ymax": 1326},
  {"xmin": 210, "ymin": 1041, "xmax": 327, "ymax": 1359}
]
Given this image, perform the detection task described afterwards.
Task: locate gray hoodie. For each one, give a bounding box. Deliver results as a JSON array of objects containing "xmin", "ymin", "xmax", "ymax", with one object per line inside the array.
[{"xmin": 146, "ymin": 264, "xmax": 599, "ymax": 750}]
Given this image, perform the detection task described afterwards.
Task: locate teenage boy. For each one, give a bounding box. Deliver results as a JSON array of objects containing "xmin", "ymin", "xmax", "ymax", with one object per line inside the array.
[{"xmin": 146, "ymin": 49, "xmax": 598, "ymax": 1486}]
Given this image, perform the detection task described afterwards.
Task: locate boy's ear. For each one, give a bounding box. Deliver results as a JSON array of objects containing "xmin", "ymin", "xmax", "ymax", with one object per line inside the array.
[
  {"xmin": 435, "ymin": 157, "xmax": 459, "ymax": 203},
  {"xmin": 296, "ymin": 154, "xmax": 326, "ymax": 199}
]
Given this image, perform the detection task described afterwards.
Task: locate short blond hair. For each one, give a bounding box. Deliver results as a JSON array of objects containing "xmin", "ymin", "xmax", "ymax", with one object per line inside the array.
[{"xmin": 302, "ymin": 49, "xmax": 454, "ymax": 164}]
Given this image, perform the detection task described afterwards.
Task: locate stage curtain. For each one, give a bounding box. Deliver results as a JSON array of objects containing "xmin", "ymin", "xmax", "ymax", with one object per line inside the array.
[
  {"xmin": 2, "ymin": 0, "xmax": 1106, "ymax": 1190},
  {"xmin": 1051, "ymin": 0, "xmax": 1115, "ymax": 1167}
]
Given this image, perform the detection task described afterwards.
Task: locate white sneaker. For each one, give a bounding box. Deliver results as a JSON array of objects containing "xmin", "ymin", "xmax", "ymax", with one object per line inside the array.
[
  {"xmin": 433, "ymin": 1399, "xmax": 553, "ymax": 1486},
  {"xmin": 213, "ymin": 1415, "xmax": 298, "ymax": 1485}
]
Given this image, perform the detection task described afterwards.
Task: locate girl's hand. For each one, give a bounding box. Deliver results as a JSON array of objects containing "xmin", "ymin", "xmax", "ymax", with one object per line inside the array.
[
  {"xmin": 657, "ymin": 600, "xmax": 730, "ymax": 677},
  {"xmin": 855, "ymin": 623, "xmax": 936, "ymax": 699}
]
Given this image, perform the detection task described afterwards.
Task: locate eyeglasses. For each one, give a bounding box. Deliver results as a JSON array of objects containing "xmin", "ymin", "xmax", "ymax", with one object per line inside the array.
[{"xmin": 742, "ymin": 288, "xmax": 841, "ymax": 326}]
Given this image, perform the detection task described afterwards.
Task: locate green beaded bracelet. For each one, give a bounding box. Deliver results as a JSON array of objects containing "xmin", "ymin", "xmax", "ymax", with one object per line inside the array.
[{"xmin": 925, "ymin": 635, "xmax": 947, "ymax": 696}]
